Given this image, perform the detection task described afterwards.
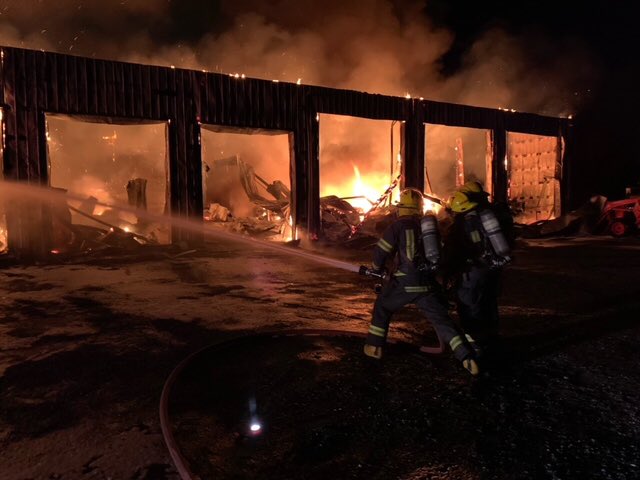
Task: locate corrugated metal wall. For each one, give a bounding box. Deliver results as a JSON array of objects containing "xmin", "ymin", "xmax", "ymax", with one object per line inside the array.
[{"xmin": 0, "ymin": 46, "xmax": 571, "ymax": 255}]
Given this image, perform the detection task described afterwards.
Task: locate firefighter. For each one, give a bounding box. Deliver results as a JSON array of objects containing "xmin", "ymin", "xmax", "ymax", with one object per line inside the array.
[
  {"xmin": 363, "ymin": 188, "xmax": 480, "ymax": 376},
  {"xmin": 444, "ymin": 182, "xmax": 512, "ymax": 356}
]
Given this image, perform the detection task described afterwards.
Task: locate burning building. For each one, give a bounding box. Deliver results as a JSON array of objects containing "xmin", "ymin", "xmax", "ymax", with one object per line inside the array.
[{"xmin": 0, "ymin": 46, "xmax": 572, "ymax": 257}]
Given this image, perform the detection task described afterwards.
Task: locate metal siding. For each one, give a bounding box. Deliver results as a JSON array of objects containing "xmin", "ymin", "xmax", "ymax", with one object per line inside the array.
[
  {"xmin": 15, "ymin": 49, "xmax": 29, "ymax": 181},
  {"xmin": 76, "ymin": 56, "xmax": 88, "ymax": 113},
  {"xmin": 2, "ymin": 49, "xmax": 18, "ymax": 180},
  {"xmin": 131, "ymin": 63, "xmax": 142, "ymax": 118},
  {"xmin": 186, "ymin": 71, "xmax": 203, "ymax": 223},
  {"xmin": 25, "ymin": 51, "xmax": 41, "ymax": 181},
  {"xmin": 66, "ymin": 55, "xmax": 78, "ymax": 113},
  {"xmin": 86, "ymin": 58, "xmax": 98, "ymax": 115},
  {"xmin": 96, "ymin": 60, "xmax": 107, "ymax": 116},
  {"xmin": 122, "ymin": 63, "xmax": 134, "ymax": 118},
  {"xmin": 142, "ymin": 65, "xmax": 153, "ymax": 118},
  {"xmin": 56, "ymin": 54, "xmax": 68, "ymax": 113}
]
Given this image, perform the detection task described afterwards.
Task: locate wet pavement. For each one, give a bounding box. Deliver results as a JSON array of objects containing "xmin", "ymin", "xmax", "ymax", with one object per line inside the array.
[{"xmin": 1, "ymin": 236, "xmax": 639, "ymax": 479}]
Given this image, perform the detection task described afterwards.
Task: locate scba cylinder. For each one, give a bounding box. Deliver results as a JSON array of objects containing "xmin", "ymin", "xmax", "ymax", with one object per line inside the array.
[
  {"xmin": 479, "ymin": 209, "xmax": 510, "ymax": 257},
  {"xmin": 420, "ymin": 214, "xmax": 441, "ymax": 267}
]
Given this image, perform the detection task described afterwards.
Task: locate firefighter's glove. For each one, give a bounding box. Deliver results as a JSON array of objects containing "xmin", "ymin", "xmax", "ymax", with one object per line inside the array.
[
  {"xmin": 369, "ymin": 266, "xmax": 386, "ymax": 279},
  {"xmin": 418, "ymin": 262, "xmax": 439, "ymax": 274},
  {"xmin": 491, "ymin": 256, "xmax": 512, "ymax": 269}
]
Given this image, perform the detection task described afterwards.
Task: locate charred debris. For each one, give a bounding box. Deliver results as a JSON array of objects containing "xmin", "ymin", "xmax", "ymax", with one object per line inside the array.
[
  {"xmin": 12, "ymin": 155, "xmax": 399, "ymax": 260},
  {"xmin": 203, "ymin": 155, "xmax": 396, "ymax": 247}
]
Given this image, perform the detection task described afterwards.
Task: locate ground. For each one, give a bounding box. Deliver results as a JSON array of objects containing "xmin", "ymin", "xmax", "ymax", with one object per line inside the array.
[{"xmin": 0, "ymin": 236, "xmax": 639, "ymax": 479}]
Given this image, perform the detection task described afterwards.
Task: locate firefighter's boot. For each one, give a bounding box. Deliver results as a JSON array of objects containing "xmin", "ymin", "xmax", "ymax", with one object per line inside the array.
[
  {"xmin": 364, "ymin": 344, "xmax": 383, "ymax": 360},
  {"xmin": 465, "ymin": 333, "xmax": 484, "ymax": 358},
  {"xmin": 462, "ymin": 357, "xmax": 480, "ymax": 376}
]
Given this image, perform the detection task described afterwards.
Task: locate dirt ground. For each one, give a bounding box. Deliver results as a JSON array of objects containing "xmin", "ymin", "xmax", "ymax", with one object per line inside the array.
[{"xmin": 1, "ymin": 236, "xmax": 640, "ymax": 479}]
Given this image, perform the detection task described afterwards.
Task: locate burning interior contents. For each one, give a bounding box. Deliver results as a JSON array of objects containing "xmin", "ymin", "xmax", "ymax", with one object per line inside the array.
[
  {"xmin": 199, "ymin": 116, "xmax": 442, "ymax": 247},
  {"xmin": 1, "ymin": 109, "xmax": 592, "ymax": 258},
  {"xmin": 41, "ymin": 115, "xmax": 170, "ymax": 255}
]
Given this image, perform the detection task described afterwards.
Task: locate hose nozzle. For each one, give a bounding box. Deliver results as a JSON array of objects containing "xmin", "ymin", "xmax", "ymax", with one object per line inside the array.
[{"xmin": 359, "ymin": 265, "xmax": 385, "ymax": 279}]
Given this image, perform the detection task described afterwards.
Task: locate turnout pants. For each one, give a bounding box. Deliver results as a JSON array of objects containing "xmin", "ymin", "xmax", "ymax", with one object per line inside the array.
[
  {"xmin": 366, "ymin": 278, "xmax": 474, "ymax": 361},
  {"xmin": 456, "ymin": 265, "xmax": 501, "ymax": 345}
]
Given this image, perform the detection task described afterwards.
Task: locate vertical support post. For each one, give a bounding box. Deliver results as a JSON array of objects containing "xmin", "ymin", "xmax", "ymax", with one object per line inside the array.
[
  {"xmin": 187, "ymin": 119, "xmax": 203, "ymax": 245},
  {"xmin": 168, "ymin": 116, "xmax": 203, "ymax": 246},
  {"xmin": 167, "ymin": 118, "xmax": 181, "ymax": 244},
  {"xmin": 559, "ymin": 123, "xmax": 574, "ymax": 213},
  {"xmin": 485, "ymin": 130, "xmax": 493, "ymax": 195},
  {"xmin": 2, "ymin": 48, "xmax": 51, "ymax": 257},
  {"xmin": 400, "ymin": 100, "xmax": 425, "ymax": 192},
  {"xmin": 491, "ymin": 127, "xmax": 508, "ymax": 204},
  {"xmin": 294, "ymin": 110, "xmax": 320, "ymax": 240}
]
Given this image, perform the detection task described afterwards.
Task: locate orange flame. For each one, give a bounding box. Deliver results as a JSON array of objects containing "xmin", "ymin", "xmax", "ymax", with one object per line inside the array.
[
  {"xmin": 323, "ymin": 163, "xmax": 442, "ymax": 217},
  {"xmin": 322, "ymin": 164, "xmax": 383, "ymax": 211}
]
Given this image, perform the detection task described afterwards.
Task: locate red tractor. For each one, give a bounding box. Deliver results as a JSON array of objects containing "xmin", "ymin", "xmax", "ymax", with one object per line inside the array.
[{"xmin": 597, "ymin": 198, "xmax": 640, "ymax": 237}]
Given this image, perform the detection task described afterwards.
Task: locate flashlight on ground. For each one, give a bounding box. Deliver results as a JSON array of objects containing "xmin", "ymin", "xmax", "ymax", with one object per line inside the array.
[
  {"xmin": 249, "ymin": 422, "xmax": 262, "ymax": 434},
  {"xmin": 248, "ymin": 397, "xmax": 262, "ymax": 436}
]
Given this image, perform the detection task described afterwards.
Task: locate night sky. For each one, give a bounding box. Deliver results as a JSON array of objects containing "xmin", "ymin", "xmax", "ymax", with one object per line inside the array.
[
  {"xmin": 425, "ymin": 0, "xmax": 639, "ymax": 203},
  {"xmin": 1, "ymin": 0, "xmax": 638, "ymax": 202}
]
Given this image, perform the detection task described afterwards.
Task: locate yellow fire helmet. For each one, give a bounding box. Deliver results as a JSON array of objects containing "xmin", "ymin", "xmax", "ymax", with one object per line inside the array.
[
  {"xmin": 397, "ymin": 188, "xmax": 423, "ymax": 216},
  {"xmin": 449, "ymin": 190, "xmax": 478, "ymax": 213},
  {"xmin": 459, "ymin": 180, "xmax": 485, "ymax": 194}
]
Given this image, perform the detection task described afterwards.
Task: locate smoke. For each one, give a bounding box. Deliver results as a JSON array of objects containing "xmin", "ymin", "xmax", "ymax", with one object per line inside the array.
[
  {"xmin": 0, "ymin": 0, "xmax": 595, "ymax": 113},
  {"xmin": 0, "ymin": 0, "xmax": 595, "ymax": 204}
]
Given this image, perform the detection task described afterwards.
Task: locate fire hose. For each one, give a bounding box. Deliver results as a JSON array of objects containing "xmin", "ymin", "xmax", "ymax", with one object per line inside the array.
[
  {"xmin": 159, "ymin": 259, "xmax": 446, "ymax": 479},
  {"xmin": 160, "ymin": 328, "xmax": 442, "ymax": 480}
]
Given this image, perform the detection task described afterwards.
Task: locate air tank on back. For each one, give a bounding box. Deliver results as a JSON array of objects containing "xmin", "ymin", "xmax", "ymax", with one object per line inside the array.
[
  {"xmin": 420, "ymin": 214, "xmax": 441, "ymax": 269},
  {"xmin": 479, "ymin": 209, "xmax": 510, "ymax": 257}
]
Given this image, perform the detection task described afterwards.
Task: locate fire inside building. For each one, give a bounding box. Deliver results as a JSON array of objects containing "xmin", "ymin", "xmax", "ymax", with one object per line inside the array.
[
  {"xmin": 2, "ymin": 39, "xmax": 640, "ymax": 480},
  {"xmin": 0, "ymin": 46, "xmax": 571, "ymax": 256}
]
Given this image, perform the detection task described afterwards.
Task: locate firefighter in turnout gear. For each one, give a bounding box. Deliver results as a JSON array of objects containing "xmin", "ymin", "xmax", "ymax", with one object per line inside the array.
[
  {"xmin": 444, "ymin": 181, "xmax": 512, "ymax": 356},
  {"xmin": 363, "ymin": 188, "xmax": 480, "ymax": 376}
]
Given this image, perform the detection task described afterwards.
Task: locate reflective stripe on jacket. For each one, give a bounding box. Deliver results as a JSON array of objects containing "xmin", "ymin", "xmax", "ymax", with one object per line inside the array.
[{"xmin": 373, "ymin": 215, "xmax": 431, "ymax": 287}]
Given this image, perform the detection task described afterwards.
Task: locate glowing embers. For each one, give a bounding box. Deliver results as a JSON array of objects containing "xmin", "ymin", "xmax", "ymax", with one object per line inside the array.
[
  {"xmin": 200, "ymin": 126, "xmax": 294, "ymax": 242},
  {"xmin": 424, "ymin": 125, "xmax": 489, "ymax": 200},
  {"xmin": 0, "ymin": 216, "xmax": 8, "ymax": 253},
  {"xmin": 45, "ymin": 115, "xmax": 170, "ymax": 252},
  {"xmin": 319, "ymin": 114, "xmax": 402, "ymax": 242}
]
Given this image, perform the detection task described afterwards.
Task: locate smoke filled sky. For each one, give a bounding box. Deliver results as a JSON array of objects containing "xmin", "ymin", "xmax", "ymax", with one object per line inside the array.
[
  {"xmin": 0, "ymin": 0, "xmax": 611, "ymax": 115},
  {"xmin": 1, "ymin": 0, "xmax": 638, "ymax": 198}
]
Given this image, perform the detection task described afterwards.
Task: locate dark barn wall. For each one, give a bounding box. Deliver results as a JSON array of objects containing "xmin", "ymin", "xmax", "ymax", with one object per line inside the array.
[{"xmin": 0, "ymin": 46, "xmax": 571, "ymax": 255}]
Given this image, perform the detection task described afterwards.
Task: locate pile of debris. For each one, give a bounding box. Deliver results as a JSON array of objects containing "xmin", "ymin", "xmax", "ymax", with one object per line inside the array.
[
  {"xmin": 202, "ymin": 155, "xmax": 292, "ymax": 241},
  {"xmin": 202, "ymin": 155, "xmax": 396, "ymax": 245},
  {"xmin": 48, "ymin": 180, "xmax": 163, "ymax": 256}
]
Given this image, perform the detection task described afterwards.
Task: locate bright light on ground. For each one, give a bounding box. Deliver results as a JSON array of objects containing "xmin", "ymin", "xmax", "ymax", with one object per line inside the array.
[{"xmin": 250, "ymin": 423, "xmax": 261, "ymax": 433}]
